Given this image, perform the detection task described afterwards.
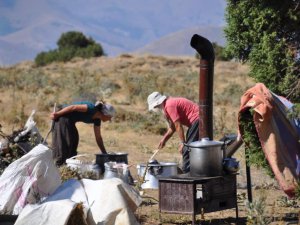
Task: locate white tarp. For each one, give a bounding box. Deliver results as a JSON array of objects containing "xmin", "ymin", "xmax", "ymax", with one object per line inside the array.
[
  {"xmin": 43, "ymin": 179, "xmax": 89, "ymax": 218},
  {"xmin": 82, "ymin": 178, "xmax": 141, "ymax": 225},
  {"xmin": 15, "ymin": 178, "xmax": 142, "ymax": 225},
  {"xmin": 0, "ymin": 144, "xmax": 61, "ymax": 215},
  {"xmin": 15, "ymin": 199, "xmax": 78, "ymax": 225}
]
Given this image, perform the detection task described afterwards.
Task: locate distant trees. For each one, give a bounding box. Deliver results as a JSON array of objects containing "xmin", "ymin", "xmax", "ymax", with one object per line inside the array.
[
  {"xmin": 35, "ymin": 31, "xmax": 104, "ymax": 66},
  {"xmin": 224, "ymin": 0, "xmax": 300, "ymax": 102}
]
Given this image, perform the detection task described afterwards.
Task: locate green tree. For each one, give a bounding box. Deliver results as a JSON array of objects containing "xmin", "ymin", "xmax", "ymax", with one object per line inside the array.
[
  {"xmin": 57, "ymin": 31, "xmax": 97, "ymax": 50},
  {"xmin": 35, "ymin": 31, "xmax": 104, "ymax": 66},
  {"xmin": 224, "ymin": 0, "xmax": 300, "ymax": 102}
]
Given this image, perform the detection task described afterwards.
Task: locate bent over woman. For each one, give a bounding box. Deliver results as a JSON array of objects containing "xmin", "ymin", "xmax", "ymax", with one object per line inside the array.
[{"xmin": 50, "ymin": 101, "xmax": 115, "ymax": 166}]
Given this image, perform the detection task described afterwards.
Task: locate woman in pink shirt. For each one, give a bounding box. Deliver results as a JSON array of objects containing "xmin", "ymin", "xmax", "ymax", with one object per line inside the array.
[{"xmin": 147, "ymin": 91, "xmax": 199, "ymax": 173}]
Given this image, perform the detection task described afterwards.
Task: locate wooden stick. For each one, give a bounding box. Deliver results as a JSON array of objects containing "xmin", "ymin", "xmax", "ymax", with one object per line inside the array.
[
  {"xmin": 43, "ymin": 103, "xmax": 56, "ymax": 144},
  {"xmin": 140, "ymin": 149, "xmax": 161, "ymax": 186}
]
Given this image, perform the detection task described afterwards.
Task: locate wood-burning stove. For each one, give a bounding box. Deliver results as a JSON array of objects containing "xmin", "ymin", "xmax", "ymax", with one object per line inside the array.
[{"xmin": 158, "ymin": 174, "xmax": 238, "ymax": 225}]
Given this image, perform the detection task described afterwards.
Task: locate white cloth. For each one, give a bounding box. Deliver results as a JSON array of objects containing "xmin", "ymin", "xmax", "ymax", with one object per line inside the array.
[
  {"xmin": 15, "ymin": 178, "xmax": 142, "ymax": 225},
  {"xmin": 14, "ymin": 199, "xmax": 78, "ymax": 225},
  {"xmin": 82, "ymin": 178, "xmax": 141, "ymax": 225}
]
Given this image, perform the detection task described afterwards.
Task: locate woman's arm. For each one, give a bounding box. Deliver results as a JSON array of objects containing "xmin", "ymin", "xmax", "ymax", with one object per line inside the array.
[
  {"xmin": 94, "ymin": 125, "xmax": 107, "ymax": 154},
  {"xmin": 158, "ymin": 122, "xmax": 176, "ymax": 149},
  {"xmin": 173, "ymin": 120, "xmax": 185, "ymax": 154},
  {"xmin": 50, "ymin": 104, "xmax": 87, "ymax": 120}
]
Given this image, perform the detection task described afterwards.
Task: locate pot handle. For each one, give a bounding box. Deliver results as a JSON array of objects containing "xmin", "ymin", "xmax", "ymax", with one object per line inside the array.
[{"xmin": 182, "ymin": 142, "xmax": 191, "ymax": 152}]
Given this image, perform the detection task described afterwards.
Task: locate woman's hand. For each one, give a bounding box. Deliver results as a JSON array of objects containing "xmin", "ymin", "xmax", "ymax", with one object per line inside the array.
[
  {"xmin": 50, "ymin": 112, "xmax": 58, "ymax": 120},
  {"xmin": 158, "ymin": 139, "xmax": 166, "ymax": 149}
]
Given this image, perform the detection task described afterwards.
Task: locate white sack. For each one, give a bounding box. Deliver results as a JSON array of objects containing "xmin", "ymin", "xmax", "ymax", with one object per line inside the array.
[
  {"xmin": 82, "ymin": 178, "xmax": 142, "ymax": 225},
  {"xmin": 14, "ymin": 199, "xmax": 77, "ymax": 225},
  {"xmin": 43, "ymin": 179, "xmax": 89, "ymax": 217},
  {"xmin": 0, "ymin": 144, "xmax": 61, "ymax": 215}
]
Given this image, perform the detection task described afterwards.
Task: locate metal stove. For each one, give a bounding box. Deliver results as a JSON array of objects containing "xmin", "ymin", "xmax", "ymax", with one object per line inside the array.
[{"xmin": 159, "ymin": 174, "xmax": 238, "ymax": 225}]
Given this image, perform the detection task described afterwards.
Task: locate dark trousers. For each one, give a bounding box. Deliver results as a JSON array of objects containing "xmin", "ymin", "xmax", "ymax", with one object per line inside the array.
[
  {"xmin": 52, "ymin": 117, "xmax": 79, "ymax": 166},
  {"xmin": 182, "ymin": 120, "xmax": 199, "ymax": 173}
]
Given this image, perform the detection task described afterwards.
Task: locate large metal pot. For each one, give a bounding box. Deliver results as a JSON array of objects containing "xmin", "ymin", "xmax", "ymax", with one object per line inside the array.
[
  {"xmin": 137, "ymin": 162, "xmax": 178, "ymax": 189},
  {"xmin": 185, "ymin": 138, "xmax": 223, "ymax": 177}
]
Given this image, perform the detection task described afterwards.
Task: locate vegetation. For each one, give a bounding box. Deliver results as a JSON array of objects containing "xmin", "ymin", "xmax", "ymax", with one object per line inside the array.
[
  {"xmin": 246, "ymin": 195, "xmax": 271, "ymax": 225},
  {"xmin": 239, "ymin": 109, "xmax": 274, "ymax": 177},
  {"xmin": 225, "ymin": 0, "xmax": 300, "ymax": 102},
  {"xmin": 225, "ymin": 0, "xmax": 300, "ymax": 196},
  {"xmin": 35, "ymin": 31, "xmax": 104, "ymax": 66}
]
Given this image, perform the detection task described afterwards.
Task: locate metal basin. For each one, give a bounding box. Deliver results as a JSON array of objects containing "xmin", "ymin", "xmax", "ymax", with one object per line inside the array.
[{"xmin": 137, "ymin": 162, "xmax": 178, "ymax": 189}]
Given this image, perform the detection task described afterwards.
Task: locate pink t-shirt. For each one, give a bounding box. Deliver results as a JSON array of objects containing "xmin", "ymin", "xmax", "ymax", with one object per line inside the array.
[{"xmin": 163, "ymin": 97, "xmax": 199, "ymax": 127}]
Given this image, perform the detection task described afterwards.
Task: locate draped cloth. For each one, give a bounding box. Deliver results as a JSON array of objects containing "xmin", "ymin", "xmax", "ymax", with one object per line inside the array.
[{"xmin": 238, "ymin": 83, "xmax": 300, "ymax": 198}]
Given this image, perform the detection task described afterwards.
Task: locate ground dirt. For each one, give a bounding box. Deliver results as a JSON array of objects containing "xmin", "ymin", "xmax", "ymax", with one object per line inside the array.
[{"xmin": 0, "ymin": 55, "xmax": 299, "ymax": 224}]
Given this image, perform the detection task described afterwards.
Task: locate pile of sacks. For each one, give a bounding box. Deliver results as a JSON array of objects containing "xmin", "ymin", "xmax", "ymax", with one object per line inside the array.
[{"xmin": 0, "ymin": 144, "xmax": 142, "ymax": 225}]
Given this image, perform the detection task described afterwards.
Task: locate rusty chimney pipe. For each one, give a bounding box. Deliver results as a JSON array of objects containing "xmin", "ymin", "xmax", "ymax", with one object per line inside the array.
[{"xmin": 190, "ymin": 34, "xmax": 215, "ymax": 140}]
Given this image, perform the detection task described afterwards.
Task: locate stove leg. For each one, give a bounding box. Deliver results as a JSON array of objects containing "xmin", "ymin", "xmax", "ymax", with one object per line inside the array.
[
  {"xmin": 158, "ymin": 212, "xmax": 162, "ymax": 225},
  {"xmin": 192, "ymin": 213, "xmax": 195, "ymax": 225}
]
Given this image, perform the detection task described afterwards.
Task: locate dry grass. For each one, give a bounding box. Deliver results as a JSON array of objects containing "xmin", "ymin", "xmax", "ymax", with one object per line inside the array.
[{"xmin": 1, "ymin": 55, "xmax": 298, "ymax": 224}]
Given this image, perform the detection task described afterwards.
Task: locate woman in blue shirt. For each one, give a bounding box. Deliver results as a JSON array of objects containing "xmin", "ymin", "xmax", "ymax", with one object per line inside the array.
[{"xmin": 50, "ymin": 101, "xmax": 116, "ymax": 166}]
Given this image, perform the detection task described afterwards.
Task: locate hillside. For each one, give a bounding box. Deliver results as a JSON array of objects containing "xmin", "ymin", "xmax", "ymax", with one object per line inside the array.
[
  {"xmin": 0, "ymin": 55, "xmax": 252, "ymax": 135},
  {"xmin": 135, "ymin": 26, "xmax": 226, "ymax": 56},
  {"xmin": 0, "ymin": 55, "xmax": 298, "ymax": 224}
]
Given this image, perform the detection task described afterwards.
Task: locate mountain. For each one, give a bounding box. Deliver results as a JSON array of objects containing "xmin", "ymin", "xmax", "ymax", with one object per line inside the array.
[
  {"xmin": 0, "ymin": 0, "xmax": 227, "ymax": 65},
  {"xmin": 135, "ymin": 26, "xmax": 225, "ymax": 56}
]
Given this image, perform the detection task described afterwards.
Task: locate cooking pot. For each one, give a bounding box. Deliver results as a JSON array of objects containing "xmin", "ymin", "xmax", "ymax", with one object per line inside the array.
[
  {"xmin": 95, "ymin": 152, "xmax": 128, "ymax": 174},
  {"xmin": 185, "ymin": 137, "xmax": 223, "ymax": 177},
  {"xmin": 137, "ymin": 161, "xmax": 178, "ymax": 189}
]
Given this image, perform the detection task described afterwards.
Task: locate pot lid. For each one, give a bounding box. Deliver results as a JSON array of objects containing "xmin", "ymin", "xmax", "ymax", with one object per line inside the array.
[
  {"xmin": 95, "ymin": 152, "xmax": 128, "ymax": 156},
  {"xmin": 186, "ymin": 137, "xmax": 223, "ymax": 148},
  {"xmin": 139, "ymin": 162, "xmax": 178, "ymax": 167}
]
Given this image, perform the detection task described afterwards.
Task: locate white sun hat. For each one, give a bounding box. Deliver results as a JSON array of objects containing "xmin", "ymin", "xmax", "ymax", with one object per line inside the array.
[{"xmin": 147, "ymin": 92, "xmax": 167, "ymax": 111}]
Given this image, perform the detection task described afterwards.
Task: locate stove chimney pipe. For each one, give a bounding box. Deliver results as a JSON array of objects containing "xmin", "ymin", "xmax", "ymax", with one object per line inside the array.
[{"xmin": 190, "ymin": 34, "xmax": 215, "ymax": 140}]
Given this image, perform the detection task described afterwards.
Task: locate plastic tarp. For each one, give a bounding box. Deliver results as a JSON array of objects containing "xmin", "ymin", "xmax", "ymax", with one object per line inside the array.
[
  {"xmin": 82, "ymin": 178, "xmax": 141, "ymax": 225},
  {"xmin": 0, "ymin": 144, "xmax": 61, "ymax": 215},
  {"xmin": 15, "ymin": 199, "xmax": 78, "ymax": 225},
  {"xmin": 15, "ymin": 178, "xmax": 142, "ymax": 225},
  {"xmin": 238, "ymin": 83, "xmax": 300, "ymax": 197}
]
